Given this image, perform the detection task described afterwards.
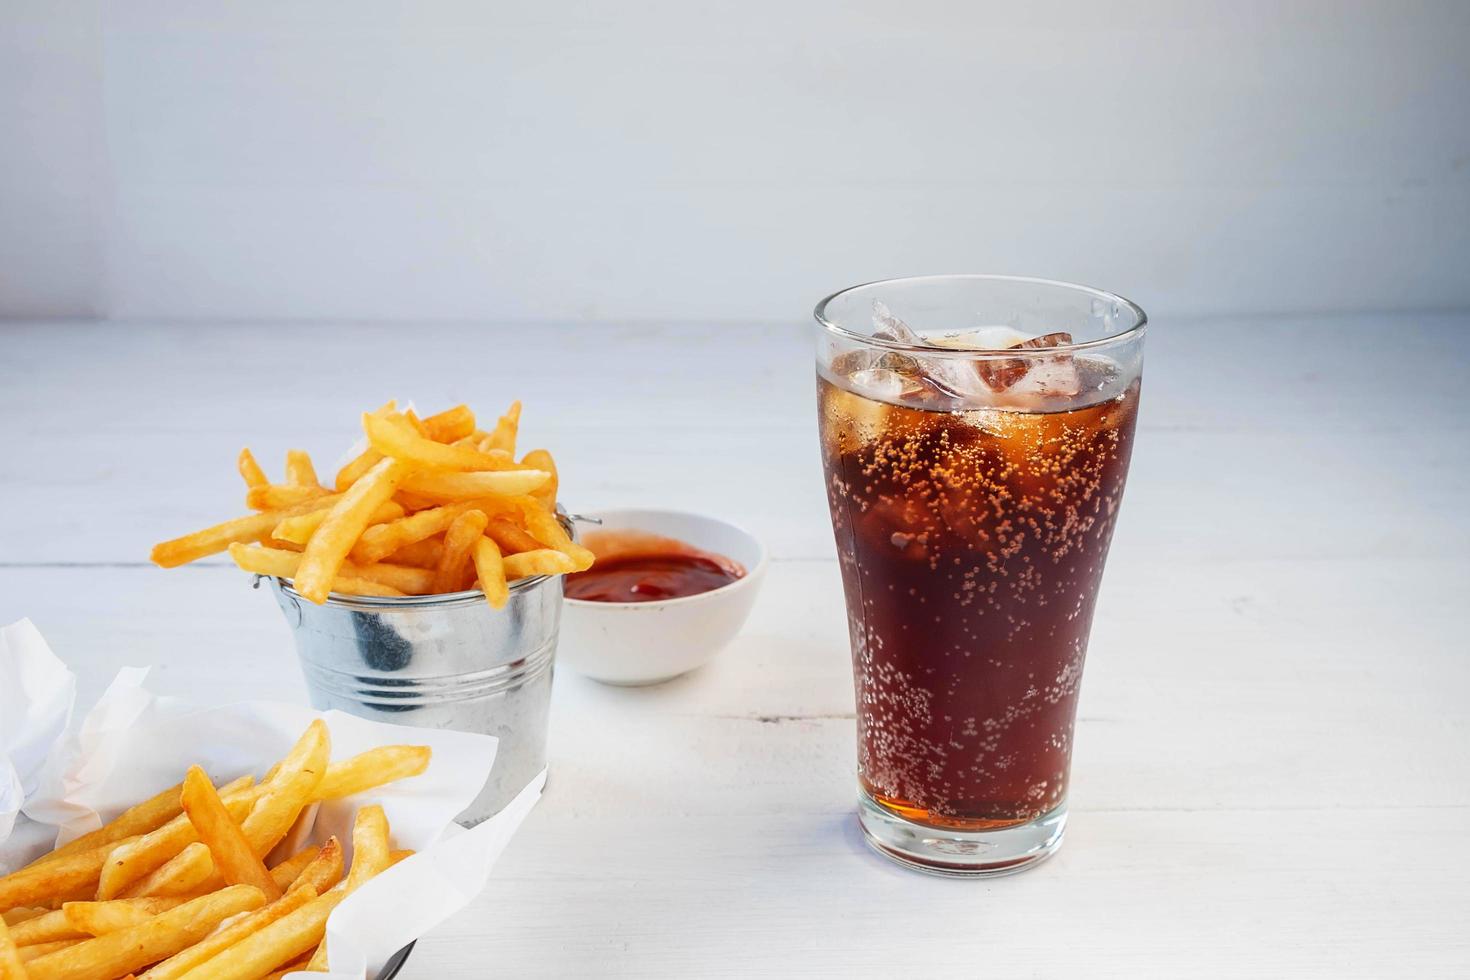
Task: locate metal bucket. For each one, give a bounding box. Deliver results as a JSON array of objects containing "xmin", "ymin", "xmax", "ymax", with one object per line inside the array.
[{"xmin": 267, "ymin": 571, "xmax": 559, "ymax": 826}]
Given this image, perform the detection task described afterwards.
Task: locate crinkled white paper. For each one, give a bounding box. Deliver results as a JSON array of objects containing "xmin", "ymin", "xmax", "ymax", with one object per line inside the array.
[
  {"xmin": 0, "ymin": 632, "xmax": 541, "ymax": 979},
  {"xmin": 0, "ymin": 619, "xmax": 76, "ymax": 840}
]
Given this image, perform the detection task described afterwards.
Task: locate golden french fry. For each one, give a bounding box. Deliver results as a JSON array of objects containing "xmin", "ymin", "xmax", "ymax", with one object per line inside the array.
[
  {"xmin": 486, "ymin": 401, "xmax": 521, "ymax": 455},
  {"xmin": 364, "ymin": 413, "xmax": 518, "ymax": 473},
  {"xmin": 244, "ymin": 485, "xmax": 330, "ymax": 511},
  {"xmin": 242, "ymin": 722, "xmax": 330, "ymax": 859},
  {"xmin": 265, "ymin": 846, "xmax": 319, "ymax": 893},
  {"xmin": 24, "ymin": 886, "xmax": 264, "ymax": 980},
  {"xmin": 271, "ymin": 499, "xmax": 403, "ymax": 546},
  {"xmin": 135, "ymin": 886, "xmax": 317, "ymax": 980},
  {"xmin": 295, "ymin": 458, "xmax": 409, "ymax": 604},
  {"xmin": 227, "ymin": 545, "xmax": 430, "ymax": 596},
  {"xmin": 181, "ymin": 768, "xmax": 282, "ymax": 901},
  {"xmin": 18, "ymin": 939, "xmax": 76, "ymax": 963},
  {"xmin": 387, "ymin": 849, "xmax": 414, "ymax": 867},
  {"xmin": 519, "ymin": 504, "xmax": 595, "ymax": 571},
  {"xmin": 0, "ymin": 911, "xmax": 45, "ymax": 927},
  {"xmin": 97, "ymin": 781, "xmax": 263, "ymax": 901},
  {"xmin": 518, "ymin": 449, "xmax": 558, "ymax": 509},
  {"xmin": 26, "ymin": 779, "xmax": 199, "ymax": 870},
  {"xmin": 313, "ymin": 745, "xmax": 431, "ymax": 800},
  {"xmin": 8, "ymin": 908, "xmax": 84, "ymax": 946},
  {"xmin": 0, "ymin": 917, "xmax": 28, "ymax": 980},
  {"xmin": 381, "ymin": 536, "xmax": 443, "ymax": 569},
  {"xmin": 471, "ymin": 536, "xmax": 508, "ymax": 609},
  {"xmin": 150, "ymin": 496, "xmax": 343, "ymax": 568},
  {"xmin": 61, "ymin": 898, "xmax": 186, "ymax": 937},
  {"xmin": 502, "ymin": 548, "xmax": 577, "ymax": 581},
  {"xmin": 399, "ymin": 469, "xmax": 548, "ymax": 502},
  {"xmin": 168, "ymin": 886, "xmax": 345, "ymax": 979},
  {"xmin": 236, "ymin": 449, "xmax": 267, "ymax": 490},
  {"xmin": 326, "ymin": 577, "xmax": 405, "ymax": 597},
  {"xmin": 0, "ymin": 837, "xmax": 141, "ymax": 911},
  {"xmin": 351, "ymin": 497, "xmax": 523, "ymax": 564},
  {"xmin": 303, "ymin": 805, "xmax": 391, "ymax": 972},
  {"xmin": 432, "ymin": 511, "xmax": 489, "ymax": 593},
  {"xmin": 332, "ymin": 400, "xmax": 398, "ymax": 491},
  {"xmin": 118, "ymin": 843, "xmax": 215, "ymax": 900},
  {"xmin": 420, "ymin": 404, "xmax": 476, "ymax": 443},
  {"xmin": 283, "ymin": 450, "xmax": 318, "ymax": 488},
  {"xmin": 284, "ymin": 838, "xmax": 342, "ymax": 897},
  {"xmin": 483, "ymin": 517, "xmax": 544, "ymax": 555}
]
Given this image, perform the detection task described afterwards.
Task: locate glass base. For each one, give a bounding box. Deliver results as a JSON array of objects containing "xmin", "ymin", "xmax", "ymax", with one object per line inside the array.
[{"xmin": 858, "ymin": 793, "xmax": 1066, "ymax": 877}]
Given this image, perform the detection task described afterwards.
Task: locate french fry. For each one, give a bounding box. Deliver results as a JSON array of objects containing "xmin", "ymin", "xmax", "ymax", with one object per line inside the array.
[
  {"xmin": 181, "ymin": 767, "xmax": 282, "ymax": 901},
  {"xmin": 284, "ymin": 838, "xmax": 342, "ymax": 897},
  {"xmin": 503, "ymin": 548, "xmax": 578, "ymax": 581},
  {"xmin": 265, "ymin": 847, "xmax": 319, "ymax": 893},
  {"xmin": 18, "ymin": 939, "xmax": 76, "ymax": 963},
  {"xmin": 227, "ymin": 544, "xmax": 431, "ymax": 596},
  {"xmin": 236, "ymin": 449, "xmax": 267, "ymax": 490},
  {"xmin": 295, "ymin": 458, "xmax": 409, "ymax": 604},
  {"xmin": 433, "ymin": 510, "xmax": 489, "ymax": 594},
  {"xmin": 382, "ymin": 536, "xmax": 444, "ymax": 569},
  {"xmin": 519, "ymin": 504, "xmax": 595, "ymax": 570},
  {"xmin": 150, "ymin": 496, "xmax": 343, "ymax": 568},
  {"xmin": 129, "ymin": 723, "xmax": 329, "ymax": 901},
  {"xmin": 325, "ymin": 577, "xmax": 405, "ymax": 597},
  {"xmin": 486, "ymin": 401, "xmax": 521, "ymax": 455},
  {"xmin": 302, "ymin": 806, "xmax": 391, "ymax": 972},
  {"xmin": 420, "ymin": 404, "xmax": 476, "ymax": 443},
  {"xmin": 518, "ymin": 449, "xmax": 558, "ymax": 509},
  {"xmin": 364, "ymin": 413, "xmax": 518, "ymax": 473},
  {"xmin": 471, "ymin": 536, "xmax": 508, "ymax": 608},
  {"xmin": 331, "ymin": 400, "xmax": 398, "ymax": 490},
  {"xmin": 168, "ymin": 885, "xmax": 345, "ymax": 980},
  {"xmin": 241, "ymin": 721, "xmax": 330, "ymax": 860},
  {"xmin": 135, "ymin": 886, "xmax": 317, "ymax": 980},
  {"xmin": 118, "ymin": 843, "xmax": 215, "ymax": 900},
  {"xmin": 23, "ymin": 781, "xmax": 191, "ymax": 872},
  {"xmin": 399, "ymin": 469, "xmax": 549, "ymax": 501},
  {"xmin": 0, "ymin": 911, "xmax": 44, "ymax": 927},
  {"xmin": 283, "ymin": 450, "xmax": 318, "ymax": 488},
  {"xmin": 244, "ymin": 485, "xmax": 330, "ymax": 511},
  {"xmin": 271, "ymin": 499, "xmax": 403, "ymax": 547},
  {"xmin": 97, "ymin": 782, "xmax": 264, "ymax": 900},
  {"xmin": 313, "ymin": 745, "xmax": 430, "ymax": 800},
  {"xmin": 0, "ymin": 838, "xmax": 140, "ymax": 911},
  {"xmin": 388, "ymin": 849, "xmax": 415, "ymax": 867},
  {"xmin": 0, "ymin": 917, "xmax": 28, "ymax": 980},
  {"xmin": 351, "ymin": 497, "xmax": 521, "ymax": 564},
  {"xmin": 61, "ymin": 898, "xmax": 186, "ymax": 937},
  {"xmin": 24, "ymin": 886, "xmax": 265, "ymax": 980},
  {"xmin": 483, "ymin": 517, "xmax": 544, "ymax": 556}
]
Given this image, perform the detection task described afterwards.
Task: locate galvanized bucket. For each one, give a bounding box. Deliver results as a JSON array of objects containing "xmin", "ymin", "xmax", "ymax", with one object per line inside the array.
[{"xmin": 267, "ymin": 571, "xmax": 559, "ymax": 826}]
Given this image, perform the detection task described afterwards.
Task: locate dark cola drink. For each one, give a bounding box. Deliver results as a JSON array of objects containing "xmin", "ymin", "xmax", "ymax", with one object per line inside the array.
[{"xmin": 818, "ymin": 335, "xmax": 1141, "ymax": 837}]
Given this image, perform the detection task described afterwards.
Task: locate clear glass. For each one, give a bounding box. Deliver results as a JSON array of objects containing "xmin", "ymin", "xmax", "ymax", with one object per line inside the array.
[{"xmin": 813, "ymin": 275, "xmax": 1147, "ymax": 876}]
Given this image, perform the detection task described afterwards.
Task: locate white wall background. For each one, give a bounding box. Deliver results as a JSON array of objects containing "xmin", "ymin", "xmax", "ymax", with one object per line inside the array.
[{"xmin": 3, "ymin": 0, "xmax": 1468, "ymax": 322}]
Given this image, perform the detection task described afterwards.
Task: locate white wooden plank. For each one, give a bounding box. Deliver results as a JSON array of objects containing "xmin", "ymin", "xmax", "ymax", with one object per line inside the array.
[{"xmin": 402, "ymin": 806, "xmax": 1470, "ymax": 979}]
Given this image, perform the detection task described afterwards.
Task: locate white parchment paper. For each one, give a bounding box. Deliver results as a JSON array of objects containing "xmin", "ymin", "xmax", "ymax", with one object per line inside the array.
[{"xmin": 0, "ymin": 623, "xmax": 542, "ymax": 979}]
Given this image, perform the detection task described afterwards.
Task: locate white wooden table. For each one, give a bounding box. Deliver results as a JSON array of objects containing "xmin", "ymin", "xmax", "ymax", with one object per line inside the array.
[{"xmin": 2, "ymin": 317, "xmax": 1467, "ymax": 977}]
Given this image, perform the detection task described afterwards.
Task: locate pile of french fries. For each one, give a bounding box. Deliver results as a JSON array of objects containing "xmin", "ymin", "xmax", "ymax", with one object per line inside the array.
[
  {"xmin": 149, "ymin": 401, "xmax": 594, "ymax": 606},
  {"xmin": 0, "ymin": 721, "xmax": 426, "ymax": 980}
]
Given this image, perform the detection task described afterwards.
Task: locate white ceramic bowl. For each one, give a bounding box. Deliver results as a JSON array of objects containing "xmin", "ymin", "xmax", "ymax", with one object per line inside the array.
[{"xmin": 558, "ymin": 509, "xmax": 767, "ymax": 686}]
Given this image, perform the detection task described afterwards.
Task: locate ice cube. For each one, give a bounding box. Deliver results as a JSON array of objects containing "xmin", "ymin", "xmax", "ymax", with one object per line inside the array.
[
  {"xmin": 928, "ymin": 326, "xmax": 1032, "ymax": 351},
  {"xmin": 975, "ymin": 332, "xmax": 1080, "ymax": 396},
  {"xmin": 847, "ymin": 367, "xmax": 927, "ymax": 402},
  {"xmin": 872, "ymin": 299, "xmax": 923, "ymax": 344}
]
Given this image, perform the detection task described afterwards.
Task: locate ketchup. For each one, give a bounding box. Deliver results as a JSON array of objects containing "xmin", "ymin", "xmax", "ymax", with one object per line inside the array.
[{"xmin": 565, "ymin": 529, "xmax": 745, "ymax": 603}]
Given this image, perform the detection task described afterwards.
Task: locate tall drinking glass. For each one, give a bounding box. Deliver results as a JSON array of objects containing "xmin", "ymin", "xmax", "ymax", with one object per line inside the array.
[{"xmin": 814, "ymin": 275, "xmax": 1146, "ymax": 876}]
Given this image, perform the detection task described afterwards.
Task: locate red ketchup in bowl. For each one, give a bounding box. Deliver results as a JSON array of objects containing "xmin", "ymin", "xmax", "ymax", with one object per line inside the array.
[{"xmin": 565, "ymin": 530, "xmax": 746, "ymax": 603}]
